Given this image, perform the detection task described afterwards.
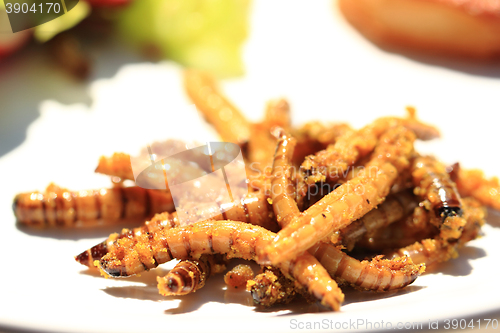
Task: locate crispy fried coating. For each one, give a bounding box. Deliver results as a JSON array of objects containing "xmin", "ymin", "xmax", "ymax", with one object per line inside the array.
[
  {"xmin": 157, "ymin": 255, "xmax": 227, "ymax": 296},
  {"xmin": 98, "ymin": 220, "xmax": 344, "ymax": 311},
  {"xmin": 184, "ymin": 70, "xmax": 250, "ymax": 144},
  {"xmin": 13, "ymin": 183, "xmax": 174, "ymax": 227},
  {"xmin": 259, "ymin": 126, "xmax": 416, "ymax": 265},
  {"xmin": 224, "ymin": 264, "xmax": 254, "ymax": 289}
]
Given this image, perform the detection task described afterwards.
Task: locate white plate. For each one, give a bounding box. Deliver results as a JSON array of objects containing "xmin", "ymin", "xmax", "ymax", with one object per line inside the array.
[{"xmin": 1, "ymin": 1, "xmax": 500, "ymax": 332}]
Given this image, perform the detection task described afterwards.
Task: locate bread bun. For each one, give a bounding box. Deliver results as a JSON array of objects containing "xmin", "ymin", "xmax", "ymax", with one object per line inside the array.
[{"xmin": 338, "ymin": 0, "xmax": 500, "ymax": 59}]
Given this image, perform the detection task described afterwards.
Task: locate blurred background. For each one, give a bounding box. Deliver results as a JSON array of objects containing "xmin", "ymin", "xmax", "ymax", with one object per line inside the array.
[{"xmin": 1, "ymin": 1, "xmax": 500, "ymax": 331}]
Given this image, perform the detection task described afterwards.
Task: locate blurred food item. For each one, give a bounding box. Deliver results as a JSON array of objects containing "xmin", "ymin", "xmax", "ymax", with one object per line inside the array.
[
  {"xmin": 0, "ymin": 0, "xmax": 250, "ymax": 79},
  {"xmin": 34, "ymin": 0, "xmax": 91, "ymax": 43},
  {"xmin": 48, "ymin": 33, "xmax": 91, "ymax": 79},
  {"xmin": 184, "ymin": 69, "xmax": 251, "ymax": 144},
  {"xmin": 0, "ymin": 9, "xmax": 31, "ymax": 59},
  {"xmin": 116, "ymin": 0, "xmax": 251, "ymax": 77},
  {"xmin": 338, "ymin": 0, "xmax": 500, "ymax": 59}
]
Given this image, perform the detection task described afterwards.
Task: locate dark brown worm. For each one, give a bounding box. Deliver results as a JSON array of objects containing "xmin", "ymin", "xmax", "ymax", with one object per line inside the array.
[
  {"xmin": 97, "ymin": 220, "xmax": 345, "ymax": 311},
  {"xmin": 13, "ymin": 183, "xmax": 174, "ymax": 227},
  {"xmin": 157, "ymin": 255, "xmax": 227, "ymax": 296},
  {"xmin": 75, "ymin": 191, "xmax": 277, "ymax": 267},
  {"xmin": 412, "ymin": 155, "xmax": 463, "ymax": 224},
  {"xmin": 358, "ymin": 206, "xmax": 438, "ymax": 251},
  {"xmin": 296, "ymin": 114, "xmax": 439, "ymax": 207},
  {"xmin": 390, "ymin": 197, "xmax": 486, "ymax": 266}
]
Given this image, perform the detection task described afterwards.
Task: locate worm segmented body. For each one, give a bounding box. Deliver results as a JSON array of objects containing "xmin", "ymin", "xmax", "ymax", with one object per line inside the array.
[
  {"xmin": 184, "ymin": 70, "xmax": 250, "ymax": 144},
  {"xmin": 310, "ymin": 243, "xmax": 424, "ymax": 291},
  {"xmin": 266, "ymin": 131, "xmax": 424, "ymax": 291},
  {"xmin": 97, "ymin": 220, "xmax": 345, "ymax": 311},
  {"xmin": 270, "ymin": 130, "xmax": 300, "ymax": 228},
  {"xmin": 75, "ymin": 191, "xmax": 276, "ymax": 266},
  {"xmin": 13, "ymin": 183, "xmax": 174, "ymax": 227},
  {"xmin": 412, "ymin": 156, "xmax": 463, "ymax": 224},
  {"xmin": 260, "ymin": 126, "xmax": 416, "ymax": 265},
  {"xmin": 297, "ymin": 114, "xmax": 439, "ymax": 206},
  {"xmin": 411, "ymin": 156, "xmax": 466, "ymax": 244},
  {"xmin": 157, "ymin": 255, "xmax": 227, "ymax": 296}
]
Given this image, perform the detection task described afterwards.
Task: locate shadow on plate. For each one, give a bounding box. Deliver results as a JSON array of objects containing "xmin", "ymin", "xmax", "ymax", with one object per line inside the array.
[
  {"xmin": 425, "ymin": 245, "xmax": 486, "ymax": 277},
  {"xmin": 94, "ymin": 257, "xmax": 427, "ymax": 316}
]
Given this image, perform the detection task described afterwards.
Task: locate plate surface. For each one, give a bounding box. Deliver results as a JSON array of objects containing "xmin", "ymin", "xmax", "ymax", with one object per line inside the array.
[{"xmin": 1, "ymin": 1, "xmax": 500, "ymax": 332}]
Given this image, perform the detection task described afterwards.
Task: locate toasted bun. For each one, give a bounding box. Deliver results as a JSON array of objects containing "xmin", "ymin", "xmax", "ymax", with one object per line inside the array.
[{"xmin": 338, "ymin": 0, "xmax": 500, "ymax": 59}]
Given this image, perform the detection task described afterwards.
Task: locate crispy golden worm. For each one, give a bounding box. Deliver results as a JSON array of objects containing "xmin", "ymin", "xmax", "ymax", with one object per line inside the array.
[
  {"xmin": 259, "ymin": 126, "xmax": 416, "ymax": 265},
  {"xmin": 157, "ymin": 255, "xmax": 227, "ymax": 296},
  {"xmin": 184, "ymin": 69, "xmax": 250, "ymax": 144},
  {"xmin": 97, "ymin": 221, "xmax": 345, "ymax": 311},
  {"xmin": 13, "ymin": 183, "xmax": 174, "ymax": 227}
]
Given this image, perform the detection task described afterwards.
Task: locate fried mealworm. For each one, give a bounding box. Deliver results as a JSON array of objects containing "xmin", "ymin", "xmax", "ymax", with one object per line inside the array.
[
  {"xmin": 270, "ymin": 130, "xmax": 300, "ymax": 228},
  {"xmin": 268, "ymin": 131, "xmax": 424, "ymax": 291},
  {"xmin": 184, "ymin": 69, "xmax": 250, "ymax": 144},
  {"xmin": 247, "ymin": 99, "xmax": 291, "ymax": 172},
  {"xmin": 454, "ymin": 167, "xmax": 500, "ymax": 211},
  {"xmin": 296, "ymin": 113, "xmax": 438, "ymax": 207},
  {"xmin": 390, "ymin": 197, "xmax": 486, "ymax": 266},
  {"xmin": 412, "ymin": 156, "xmax": 464, "ymax": 227},
  {"xmin": 259, "ymin": 125, "xmax": 416, "ymax": 265},
  {"xmin": 157, "ymin": 255, "xmax": 227, "ymax": 296},
  {"xmin": 247, "ymin": 122, "xmax": 352, "ymax": 193},
  {"xmin": 339, "ymin": 190, "xmax": 418, "ymax": 251},
  {"xmin": 97, "ymin": 220, "xmax": 345, "ymax": 311},
  {"xmin": 309, "ymin": 243, "xmax": 425, "ymax": 291},
  {"xmin": 224, "ymin": 264, "xmax": 255, "ymax": 289},
  {"xmin": 75, "ymin": 191, "xmax": 277, "ymax": 267},
  {"xmin": 13, "ymin": 183, "xmax": 174, "ymax": 227}
]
